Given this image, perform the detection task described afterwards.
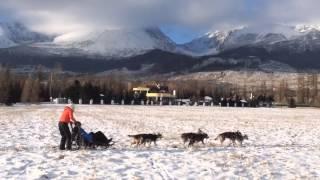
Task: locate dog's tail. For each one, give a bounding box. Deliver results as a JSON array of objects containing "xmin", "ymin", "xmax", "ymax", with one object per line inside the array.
[{"xmin": 128, "ymin": 135, "xmax": 135, "ymax": 137}]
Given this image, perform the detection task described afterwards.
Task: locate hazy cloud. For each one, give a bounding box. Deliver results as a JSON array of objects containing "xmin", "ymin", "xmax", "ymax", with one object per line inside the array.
[{"xmin": 1, "ymin": 0, "xmax": 320, "ymax": 34}]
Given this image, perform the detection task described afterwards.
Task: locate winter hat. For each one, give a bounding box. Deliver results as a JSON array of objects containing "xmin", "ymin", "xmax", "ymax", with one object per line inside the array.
[{"xmin": 66, "ymin": 103, "xmax": 75, "ymax": 111}]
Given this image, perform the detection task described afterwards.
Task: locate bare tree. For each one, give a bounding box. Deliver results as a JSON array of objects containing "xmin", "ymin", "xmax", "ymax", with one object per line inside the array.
[
  {"xmin": 21, "ymin": 75, "xmax": 33, "ymax": 103},
  {"xmin": 297, "ymin": 74, "xmax": 305, "ymax": 104},
  {"xmin": 0, "ymin": 66, "xmax": 11, "ymax": 104}
]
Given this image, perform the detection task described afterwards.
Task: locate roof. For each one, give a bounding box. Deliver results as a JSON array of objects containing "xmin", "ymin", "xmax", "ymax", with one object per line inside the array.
[{"xmin": 133, "ymin": 87, "xmax": 150, "ymax": 91}]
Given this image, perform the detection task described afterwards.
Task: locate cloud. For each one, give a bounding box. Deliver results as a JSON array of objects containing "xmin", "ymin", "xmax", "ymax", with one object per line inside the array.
[
  {"xmin": 0, "ymin": 0, "xmax": 246, "ymax": 33},
  {"xmin": 1, "ymin": 0, "xmax": 320, "ymax": 34},
  {"xmin": 246, "ymin": 0, "xmax": 320, "ymax": 26}
]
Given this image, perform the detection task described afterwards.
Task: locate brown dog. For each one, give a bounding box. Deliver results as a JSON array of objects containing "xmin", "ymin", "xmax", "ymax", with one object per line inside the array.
[
  {"xmin": 128, "ymin": 133, "xmax": 162, "ymax": 147},
  {"xmin": 215, "ymin": 131, "xmax": 248, "ymax": 146},
  {"xmin": 181, "ymin": 129, "xmax": 209, "ymax": 147}
]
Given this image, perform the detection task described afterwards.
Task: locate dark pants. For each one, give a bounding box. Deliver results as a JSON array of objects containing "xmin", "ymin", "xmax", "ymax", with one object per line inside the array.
[{"xmin": 58, "ymin": 122, "xmax": 72, "ymax": 150}]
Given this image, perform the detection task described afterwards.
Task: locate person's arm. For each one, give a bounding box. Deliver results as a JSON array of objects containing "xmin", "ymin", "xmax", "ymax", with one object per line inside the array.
[{"xmin": 69, "ymin": 109, "xmax": 76, "ymax": 123}]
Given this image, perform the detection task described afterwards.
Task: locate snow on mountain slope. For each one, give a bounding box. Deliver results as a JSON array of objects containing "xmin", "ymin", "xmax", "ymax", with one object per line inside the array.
[
  {"xmin": 180, "ymin": 31, "xmax": 229, "ymax": 56},
  {"xmin": 181, "ymin": 24, "xmax": 320, "ymax": 56},
  {"xmin": 0, "ymin": 28, "xmax": 16, "ymax": 48},
  {"xmin": 0, "ymin": 36, "xmax": 16, "ymax": 48},
  {"xmin": 0, "ymin": 22, "xmax": 52, "ymax": 44},
  {"xmin": 295, "ymin": 24, "xmax": 320, "ymax": 33},
  {"xmin": 181, "ymin": 26, "xmax": 290, "ymax": 56},
  {"xmin": 53, "ymin": 27, "xmax": 176, "ymax": 57},
  {"xmin": 268, "ymin": 29, "xmax": 320, "ymax": 53}
]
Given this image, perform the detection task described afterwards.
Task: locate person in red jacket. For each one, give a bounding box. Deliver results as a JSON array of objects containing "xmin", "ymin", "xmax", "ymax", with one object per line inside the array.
[{"xmin": 59, "ymin": 104, "xmax": 77, "ymax": 150}]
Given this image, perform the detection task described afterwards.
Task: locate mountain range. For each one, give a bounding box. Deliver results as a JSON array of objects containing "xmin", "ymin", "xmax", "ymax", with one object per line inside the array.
[{"xmin": 1, "ymin": 22, "xmax": 320, "ymax": 75}]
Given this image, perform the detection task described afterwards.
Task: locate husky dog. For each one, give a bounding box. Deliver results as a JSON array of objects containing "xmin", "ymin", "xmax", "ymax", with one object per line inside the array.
[
  {"xmin": 128, "ymin": 133, "xmax": 162, "ymax": 147},
  {"xmin": 215, "ymin": 131, "xmax": 248, "ymax": 146},
  {"xmin": 181, "ymin": 129, "xmax": 209, "ymax": 147}
]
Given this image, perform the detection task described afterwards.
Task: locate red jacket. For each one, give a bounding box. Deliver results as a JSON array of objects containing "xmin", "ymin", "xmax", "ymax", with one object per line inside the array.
[{"xmin": 59, "ymin": 106, "xmax": 74, "ymax": 123}]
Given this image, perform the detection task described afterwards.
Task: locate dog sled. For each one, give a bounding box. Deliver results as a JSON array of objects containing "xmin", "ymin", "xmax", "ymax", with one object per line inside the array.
[{"xmin": 72, "ymin": 121, "xmax": 114, "ymax": 149}]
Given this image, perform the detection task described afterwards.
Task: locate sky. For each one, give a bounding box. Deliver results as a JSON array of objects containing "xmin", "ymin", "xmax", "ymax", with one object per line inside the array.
[{"xmin": 1, "ymin": 0, "xmax": 320, "ymax": 44}]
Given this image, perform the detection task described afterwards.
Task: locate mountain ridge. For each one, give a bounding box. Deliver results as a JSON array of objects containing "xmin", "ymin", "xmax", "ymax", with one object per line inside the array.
[{"xmin": 2, "ymin": 22, "xmax": 320, "ymax": 74}]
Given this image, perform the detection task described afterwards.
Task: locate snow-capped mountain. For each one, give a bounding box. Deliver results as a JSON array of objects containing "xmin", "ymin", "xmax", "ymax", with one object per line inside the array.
[
  {"xmin": 180, "ymin": 31, "xmax": 229, "ymax": 55},
  {"xmin": 52, "ymin": 27, "xmax": 176, "ymax": 57},
  {"xmin": 295, "ymin": 24, "xmax": 320, "ymax": 33},
  {"xmin": 181, "ymin": 25, "xmax": 320, "ymax": 56},
  {"xmin": 269, "ymin": 29, "xmax": 320, "ymax": 53},
  {"xmin": 3, "ymin": 21, "xmax": 320, "ymax": 74},
  {"xmin": 0, "ymin": 22, "xmax": 52, "ymax": 45},
  {"xmin": 0, "ymin": 33, "xmax": 16, "ymax": 48}
]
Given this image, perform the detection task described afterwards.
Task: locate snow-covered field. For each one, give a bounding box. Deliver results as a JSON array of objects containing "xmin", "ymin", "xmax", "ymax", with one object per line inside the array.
[{"xmin": 1, "ymin": 105, "xmax": 320, "ymax": 179}]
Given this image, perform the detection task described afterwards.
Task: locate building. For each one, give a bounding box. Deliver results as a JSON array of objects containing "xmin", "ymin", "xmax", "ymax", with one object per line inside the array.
[{"xmin": 133, "ymin": 85, "xmax": 176, "ymax": 104}]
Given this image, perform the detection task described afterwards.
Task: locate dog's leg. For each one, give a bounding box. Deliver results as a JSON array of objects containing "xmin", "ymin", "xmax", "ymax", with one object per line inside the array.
[
  {"xmin": 188, "ymin": 139, "xmax": 195, "ymax": 147},
  {"xmin": 232, "ymin": 140, "xmax": 236, "ymax": 147},
  {"xmin": 185, "ymin": 140, "xmax": 190, "ymax": 148},
  {"xmin": 134, "ymin": 141, "xmax": 139, "ymax": 148},
  {"xmin": 137, "ymin": 139, "xmax": 142, "ymax": 148},
  {"xmin": 183, "ymin": 139, "xmax": 188, "ymax": 147},
  {"xmin": 220, "ymin": 138, "xmax": 225, "ymax": 146}
]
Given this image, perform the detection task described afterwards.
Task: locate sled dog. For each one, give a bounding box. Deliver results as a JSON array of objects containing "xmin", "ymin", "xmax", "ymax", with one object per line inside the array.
[
  {"xmin": 215, "ymin": 131, "xmax": 248, "ymax": 146},
  {"xmin": 181, "ymin": 129, "xmax": 209, "ymax": 147},
  {"xmin": 128, "ymin": 133, "xmax": 162, "ymax": 146}
]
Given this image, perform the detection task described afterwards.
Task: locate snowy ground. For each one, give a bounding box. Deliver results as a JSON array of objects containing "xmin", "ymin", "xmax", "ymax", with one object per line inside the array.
[{"xmin": 1, "ymin": 105, "xmax": 320, "ymax": 179}]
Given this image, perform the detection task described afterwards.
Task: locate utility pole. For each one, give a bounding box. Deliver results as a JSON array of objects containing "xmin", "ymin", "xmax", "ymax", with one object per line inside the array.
[{"xmin": 49, "ymin": 72, "xmax": 53, "ymax": 102}]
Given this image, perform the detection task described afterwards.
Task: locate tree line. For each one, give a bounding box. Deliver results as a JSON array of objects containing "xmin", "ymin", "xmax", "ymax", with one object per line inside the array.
[{"xmin": 1, "ymin": 65, "xmax": 320, "ymax": 106}]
